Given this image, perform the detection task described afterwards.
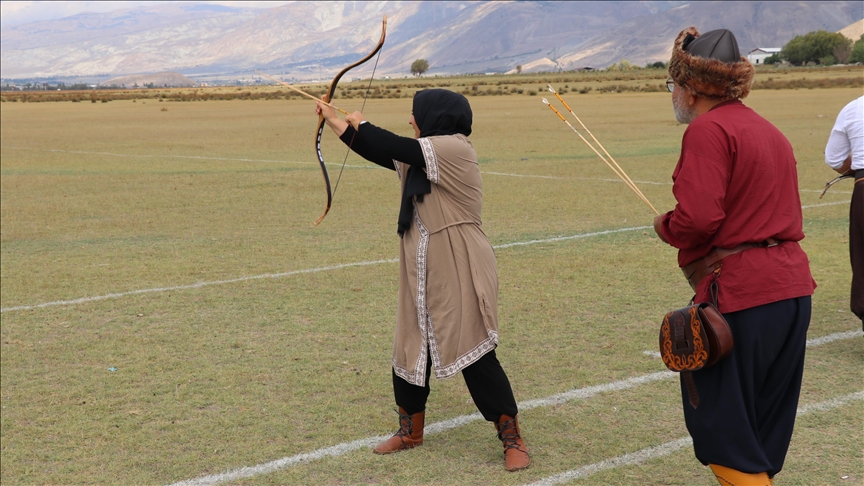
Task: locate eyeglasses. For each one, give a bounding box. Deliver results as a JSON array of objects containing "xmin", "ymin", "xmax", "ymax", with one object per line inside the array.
[{"xmin": 666, "ymin": 79, "xmax": 675, "ymax": 93}]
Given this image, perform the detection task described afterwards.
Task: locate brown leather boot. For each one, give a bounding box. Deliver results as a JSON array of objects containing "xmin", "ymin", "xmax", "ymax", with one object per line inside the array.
[
  {"xmin": 373, "ymin": 407, "xmax": 424, "ymax": 454},
  {"xmin": 495, "ymin": 414, "xmax": 530, "ymax": 471}
]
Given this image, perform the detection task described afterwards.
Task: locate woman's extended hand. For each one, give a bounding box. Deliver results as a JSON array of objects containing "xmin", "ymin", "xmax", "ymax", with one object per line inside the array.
[
  {"xmin": 316, "ymin": 100, "xmax": 349, "ymax": 136},
  {"xmin": 316, "ymin": 100, "xmax": 337, "ymax": 121},
  {"xmin": 345, "ymin": 111, "xmax": 366, "ymax": 130}
]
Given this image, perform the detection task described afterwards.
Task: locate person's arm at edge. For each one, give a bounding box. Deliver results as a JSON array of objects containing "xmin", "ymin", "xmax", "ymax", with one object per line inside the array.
[{"xmin": 825, "ymin": 114, "xmax": 853, "ymax": 174}]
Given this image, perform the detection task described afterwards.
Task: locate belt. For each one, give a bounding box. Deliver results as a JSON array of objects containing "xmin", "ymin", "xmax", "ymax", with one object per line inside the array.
[
  {"xmin": 857, "ymin": 168, "xmax": 864, "ymax": 183},
  {"xmin": 681, "ymin": 238, "xmax": 781, "ymax": 292}
]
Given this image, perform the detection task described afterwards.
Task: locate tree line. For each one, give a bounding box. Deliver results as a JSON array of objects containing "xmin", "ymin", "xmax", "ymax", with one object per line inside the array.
[{"xmin": 767, "ymin": 30, "xmax": 864, "ymax": 66}]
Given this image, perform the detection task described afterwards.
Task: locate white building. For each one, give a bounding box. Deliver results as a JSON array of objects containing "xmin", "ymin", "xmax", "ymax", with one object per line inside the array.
[{"xmin": 747, "ymin": 48, "xmax": 781, "ymax": 65}]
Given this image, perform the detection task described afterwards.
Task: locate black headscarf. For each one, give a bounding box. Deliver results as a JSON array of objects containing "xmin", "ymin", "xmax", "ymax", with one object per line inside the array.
[
  {"xmin": 398, "ymin": 89, "xmax": 473, "ymax": 236},
  {"xmin": 413, "ymin": 89, "xmax": 473, "ymax": 137}
]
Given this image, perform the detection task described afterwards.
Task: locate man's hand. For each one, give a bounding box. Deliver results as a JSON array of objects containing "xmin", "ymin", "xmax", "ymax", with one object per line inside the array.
[
  {"xmin": 654, "ymin": 213, "xmax": 670, "ymax": 244},
  {"xmin": 834, "ymin": 154, "xmax": 853, "ymax": 175}
]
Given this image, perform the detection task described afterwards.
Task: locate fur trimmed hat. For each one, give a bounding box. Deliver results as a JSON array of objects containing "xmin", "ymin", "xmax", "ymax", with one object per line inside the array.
[{"xmin": 668, "ymin": 27, "xmax": 754, "ymax": 100}]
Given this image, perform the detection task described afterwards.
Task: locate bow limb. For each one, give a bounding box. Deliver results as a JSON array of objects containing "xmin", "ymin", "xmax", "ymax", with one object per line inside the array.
[
  {"xmin": 819, "ymin": 170, "xmax": 855, "ymax": 199},
  {"xmin": 314, "ymin": 14, "xmax": 388, "ymax": 226}
]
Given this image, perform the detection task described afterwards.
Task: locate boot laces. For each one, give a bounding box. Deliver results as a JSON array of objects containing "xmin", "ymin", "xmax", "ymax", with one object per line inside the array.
[
  {"xmin": 497, "ymin": 419, "xmax": 524, "ymax": 452},
  {"xmin": 394, "ymin": 408, "xmax": 414, "ymax": 438}
]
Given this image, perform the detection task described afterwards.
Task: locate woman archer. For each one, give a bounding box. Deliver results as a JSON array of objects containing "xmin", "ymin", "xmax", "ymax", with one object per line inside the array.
[{"xmin": 315, "ymin": 89, "xmax": 530, "ymax": 472}]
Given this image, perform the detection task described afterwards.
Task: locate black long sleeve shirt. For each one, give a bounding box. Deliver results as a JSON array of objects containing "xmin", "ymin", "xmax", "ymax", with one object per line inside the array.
[{"xmin": 338, "ymin": 122, "xmax": 426, "ymax": 170}]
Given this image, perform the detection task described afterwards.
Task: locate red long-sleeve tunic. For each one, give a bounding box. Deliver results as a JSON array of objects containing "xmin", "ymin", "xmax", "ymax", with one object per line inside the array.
[{"xmin": 656, "ymin": 100, "xmax": 816, "ymax": 313}]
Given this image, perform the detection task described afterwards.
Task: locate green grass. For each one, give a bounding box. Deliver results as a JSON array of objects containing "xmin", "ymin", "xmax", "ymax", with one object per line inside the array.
[{"xmin": 1, "ymin": 86, "xmax": 861, "ymax": 485}]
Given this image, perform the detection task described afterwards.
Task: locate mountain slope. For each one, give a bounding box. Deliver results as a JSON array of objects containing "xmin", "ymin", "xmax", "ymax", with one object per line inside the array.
[{"xmin": 1, "ymin": 1, "xmax": 861, "ymax": 80}]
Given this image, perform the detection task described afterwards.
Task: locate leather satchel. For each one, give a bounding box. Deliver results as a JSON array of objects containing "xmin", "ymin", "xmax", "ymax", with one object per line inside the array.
[
  {"xmin": 659, "ymin": 301, "xmax": 733, "ymax": 408},
  {"xmin": 660, "ymin": 303, "xmax": 733, "ymax": 372}
]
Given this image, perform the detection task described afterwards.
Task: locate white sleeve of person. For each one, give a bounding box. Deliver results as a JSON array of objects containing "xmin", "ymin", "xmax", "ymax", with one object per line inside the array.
[{"xmin": 825, "ymin": 96, "xmax": 864, "ymax": 170}]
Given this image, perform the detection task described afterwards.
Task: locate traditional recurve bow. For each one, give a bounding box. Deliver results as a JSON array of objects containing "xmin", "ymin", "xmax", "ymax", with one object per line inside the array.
[
  {"xmin": 314, "ymin": 14, "xmax": 387, "ymax": 225},
  {"xmin": 819, "ymin": 169, "xmax": 855, "ymax": 199}
]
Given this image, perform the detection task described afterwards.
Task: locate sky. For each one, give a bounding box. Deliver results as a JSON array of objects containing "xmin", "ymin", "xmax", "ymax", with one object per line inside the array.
[{"xmin": 0, "ymin": 1, "xmax": 294, "ymax": 27}]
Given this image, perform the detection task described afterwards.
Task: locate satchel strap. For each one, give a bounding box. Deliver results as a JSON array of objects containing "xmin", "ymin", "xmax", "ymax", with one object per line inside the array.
[
  {"xmin": 682, "ymin": 238, "xmax": 781, "ymax": 292},
  {"xmin": 682, "ymin": 371, "xmax": 699, "ymax": 409}
]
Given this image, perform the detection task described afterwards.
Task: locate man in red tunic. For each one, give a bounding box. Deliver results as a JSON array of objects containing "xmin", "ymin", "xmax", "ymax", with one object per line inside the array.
[{"xmin": 654, "ymin": 27, "xmax": 816, "ymax": 486}]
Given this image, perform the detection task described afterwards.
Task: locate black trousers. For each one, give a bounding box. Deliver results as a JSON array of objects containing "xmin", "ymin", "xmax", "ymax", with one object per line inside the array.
[
  {"xmin": 682, "ymin": 296, "xmax": 811, "ymax": 478},
  {"xmin": 850, "ymin": 173, "xmax": 863, "ymax": 325},
  {"xmin": 393, "ymin": 350, "xmax": 518, "ymax": 422}
]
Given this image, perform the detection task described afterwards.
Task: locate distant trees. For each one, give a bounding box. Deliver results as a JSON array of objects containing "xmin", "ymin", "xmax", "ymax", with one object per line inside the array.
[
  {"xmin": 410, "ymin": 59, "xmax": 429, "ymax": 76},
  {"xmin": 763, "ymin": 53, "xmax": 781, "ymax": 65},
  {"xmin": 780, "ymin": 30, "xmax": 851, "ymax": 65},
  {"xmin": 833, "ymin": 39, "xmax": 852, "ymax": 64},
  {"xmin": 850, "ymin": 35, "xmax": 864, "ymax": 63},
  {"xmin": 515, "ymin": 65, "xmax": 523, "ymax": 74}
]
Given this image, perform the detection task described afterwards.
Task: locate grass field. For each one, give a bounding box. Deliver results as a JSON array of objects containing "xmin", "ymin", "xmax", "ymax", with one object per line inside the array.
[{"xmin": 1, "ymin": 82, "xmax": 862, "ymax": 485}]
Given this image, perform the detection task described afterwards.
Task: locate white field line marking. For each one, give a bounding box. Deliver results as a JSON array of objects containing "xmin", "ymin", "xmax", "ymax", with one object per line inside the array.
[
  {"xmin": 800, "ymin": 188, "xmax": 853, "ymax": 195},
  {"xmin": 167, "ymin": 329, "xmax": 857, "ymax": 486},
  {"xmin": 525, "ymin": 390, "xmax": 864, "ymax": 486},
  {"xmin": 167, "ymin": 436, "xmax": 390, "ymax": 486},
  {"xmin": 5, "ymin": 145, "xmax": 853, "ymax": 194},
  {"xmin": 0, "ymin": 198, "xmax": 849, "ymax": 314},
  {"xmin": 493, "ymin": 226, "xmax": 650, "ymax": 249},
  {"xmin": 167, "ymin": 371, "xmax": 675, "ymax": 486},
  {"xmin": 801, "ymin": 201, "xmax": 848, "ymax": 209},
  {"xmin": 1, "ymin": 227, "xmax": 651, "ymax": 313},
  {"xmin": 804, "ymin": 329, "xmax": 862, "ymax": 346},
  {"xmin": 796, "ymin": 390, "xmax": 864, "ymax": 414},
  {"xmin": 481, "ymin": 171, "xmax": 672, "ymax": 186},
  {"xmin": 5, "ymin": 146, "xmax": 848, "ymax": 197},
  {"xmin": 0, "ymin": 259, "xmax": 398, "ymax": 313},
  {"xmin": 642, "ymin": 329, "xmax": 862, "ymax": 358},
  {"xmin": 0, "ymin": 145, "xmax": 372, "ymax": 169},
  {"xmin": 482, "ymin": 171, "xmax": 563, "ymax": 180},
  {"xmin": 527, "ymin": 438, "xmax": 694, "ymax": 486}
]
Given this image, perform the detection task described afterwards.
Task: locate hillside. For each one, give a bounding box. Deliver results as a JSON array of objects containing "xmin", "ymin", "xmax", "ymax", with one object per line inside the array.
[
  {"xmin": 839, "ymin": 18, "xmax": 864, "ymax": 40},
  {"xmin": 1, "ymin": 1, "xmax": 861, "ymax": 81}
]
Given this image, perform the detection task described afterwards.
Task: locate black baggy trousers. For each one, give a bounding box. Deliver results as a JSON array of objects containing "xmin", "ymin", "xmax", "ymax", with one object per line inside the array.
[
  {"xmin": 393, "ymin": 350, "xmax": 518, "ymax": 422},
  {"xmin": 850, "ymin": 172, "xmax": 863, "ymax": 325},
  {"xmin": 682, "ymin": 295, "xmax": 811, "ymax": 478}
]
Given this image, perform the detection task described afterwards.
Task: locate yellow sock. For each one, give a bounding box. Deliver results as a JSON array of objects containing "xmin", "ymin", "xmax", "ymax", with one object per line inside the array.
[{"xmin": 709, "ymin": 464, "xmax": 772, "ymax": 486}]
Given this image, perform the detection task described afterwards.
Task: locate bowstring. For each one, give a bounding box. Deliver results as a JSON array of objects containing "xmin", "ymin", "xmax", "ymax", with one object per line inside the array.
[{"xmin": 331, "ymin": 48, "xmax": 383, "ymax": 200}]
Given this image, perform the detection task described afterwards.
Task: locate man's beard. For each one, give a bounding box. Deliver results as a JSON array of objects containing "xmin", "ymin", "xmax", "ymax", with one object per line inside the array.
[{"xmin": 672, "ymin": 91, "xmax": 697, "ymax": 124}]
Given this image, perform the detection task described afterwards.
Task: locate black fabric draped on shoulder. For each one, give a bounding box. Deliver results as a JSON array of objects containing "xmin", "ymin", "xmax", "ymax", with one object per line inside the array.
[
  {"xmin": 337, "ymin": 89, "xmax": 474, "ymax": 236},
  {"xmin": 396, "ymin": 90, "xmax": 474, "ymax": 236}
]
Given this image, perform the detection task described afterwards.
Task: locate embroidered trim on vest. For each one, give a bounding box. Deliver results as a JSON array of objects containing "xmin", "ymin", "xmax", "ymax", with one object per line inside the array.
[
  {"xmin": 418, "ymin": 138, "xmax": 438, "ymax": 184},
  {"xmin": 413, "ymin": 210, "xmax": 431, "ymax": 385},
  {"xmin": 393, "ymin": 159, "xmax": 403, "ymax": 180},
  {"xmin": 392, "ymin": 360, "xmax": 413, "ymax": 385},
  {"xmin": 434, "ymin": 330, "xmax": 499, "ymax": 379},
  {"xmin": 393, "ymin": 208, "xmax": 432, "ymax": 387}
]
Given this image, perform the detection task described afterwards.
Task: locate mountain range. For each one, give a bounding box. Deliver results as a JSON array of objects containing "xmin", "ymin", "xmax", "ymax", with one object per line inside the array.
[{"xmin": 1, "ymin": 1, "xmax": 862, "ymax": 82}]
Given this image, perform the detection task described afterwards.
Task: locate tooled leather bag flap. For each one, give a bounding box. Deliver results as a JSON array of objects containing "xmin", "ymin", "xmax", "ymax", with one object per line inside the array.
[
  {"xmin": 660, "ymin": 303, "xmax": 732, "ymax": 372},
  {"xmin": 660, "ymin": 306, "xmax": 709, "ymax": 372}
]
